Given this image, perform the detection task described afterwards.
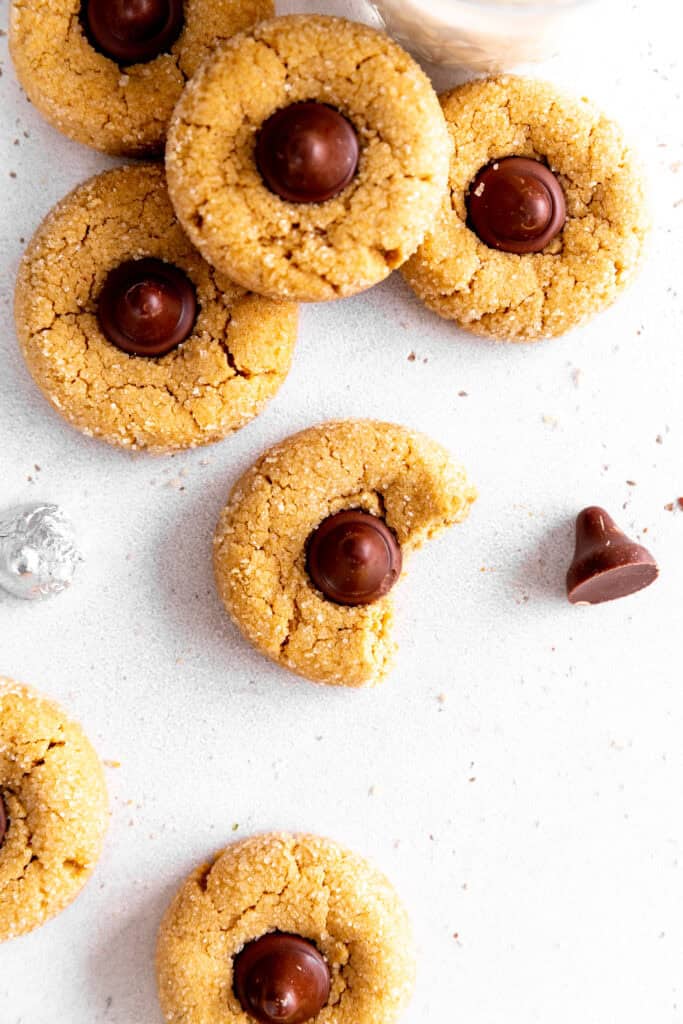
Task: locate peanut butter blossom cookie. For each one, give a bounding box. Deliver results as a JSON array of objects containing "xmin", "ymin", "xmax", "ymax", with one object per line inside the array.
[
  {"xmin": 213, "ymin": 420, "xmax": 477, "ymax": 687},
  {"xmin": 166, "ymin": 15, "xmax": 451, "ymax": 302},
  {"xmin": 156, "ymin": 832, "xmax": 415, "ymax": 1024},
  {"xmin": 9, "ymin": 0, "xmax": 272, "ymax": 155},
  {"xmin": 0, "ymin": 679, "xmax": 108, "ymax": 942},
  {"xmin": 402, "ymin": 76, "xmax": 649, "ymax": 342},
  {"xmin": 15, "ymin": 164, "xmax": 298, "ymax": 452}
]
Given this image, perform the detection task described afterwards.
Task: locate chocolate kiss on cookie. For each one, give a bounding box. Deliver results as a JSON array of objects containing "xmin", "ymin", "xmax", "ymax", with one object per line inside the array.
[
  {"xmin": 234, "ymin": 933, "xmax": 331, "ymax": 1024},
  {"xmin": 467, "ymin": 156, "xmax": 566, "ymax": 254},
  {"xmin": 567, "ymin": 506, "xmax": 658, "ymax": 605},
  {"xmin": 97, "ymin": 258, "xmax": 197, "ymax": 357},
  {"xmin": 306, "ymin": 509, "xmax": 402, "ymax": 606},
  {"xmin": 256, "ymin": 101, "xmax": 359, "ymax": 204},
  {"xmin": 84, "ymin": 0, "xmax": 185, "ymax": 64}
]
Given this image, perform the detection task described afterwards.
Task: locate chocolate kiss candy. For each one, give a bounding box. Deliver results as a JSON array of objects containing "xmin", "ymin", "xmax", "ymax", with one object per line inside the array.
[
  {"xmin": 97, "ymin": 258, "xmax": 197, "ymax": 357},
  {"xmin": 567, "ymin": 506, "xmax": 659, "ymax": 605},
  {"xmin": 467, "ymin": 156, "xmax": 566, "ymax": 254},
  {"xmin": 233, "ymin": 933, "xmax": 331, "ymax": 1024},
  {"xmin": 0, "ymin": 794, "xmax": 7, "ymax": 848},
  {"xmin": 84, "ymin": 0, "xmax": 185, "ymax": 64},
  {"xmin": 0, "ymin": 503, "xmax": 83, "ymax": 600},
  {"xmin": 256, "ymin": 101, "xmax": 359, "ymax": 203},
  {"xmin": 306, "ymin": 509, "xmax": 402, "ymax": 606}
]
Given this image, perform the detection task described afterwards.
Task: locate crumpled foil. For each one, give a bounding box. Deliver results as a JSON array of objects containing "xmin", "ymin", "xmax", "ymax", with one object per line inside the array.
[{"xmin": 0, "ymin": 503, "xmax": 83, "ymax": 600}]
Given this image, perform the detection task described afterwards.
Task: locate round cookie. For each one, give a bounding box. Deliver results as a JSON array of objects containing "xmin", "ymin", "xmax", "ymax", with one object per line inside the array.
[
  {"xmin": 401, "ymin": 76, "xmax": 649, "ymax": 342},
  {"xmin": 213, "ymin": 420, "xmax": 477, "ymax": 687},
  {"xmin": 165, "ymin": 15, "xmax": 451, "ymax": 302},
  {"xmin": 9, "ymin": 0, "xmax": 273, "ymax": 156},
  {"xmin": 156, "ymin": 832, "xmax": 415, "ymax": 1024},
  {"xmin": 15, "ymin": 164, "xmax": 298, "ymax": 453},
  {"xmin": 0, "ymin": 679, "xmax": 108, "ymax": 942}
]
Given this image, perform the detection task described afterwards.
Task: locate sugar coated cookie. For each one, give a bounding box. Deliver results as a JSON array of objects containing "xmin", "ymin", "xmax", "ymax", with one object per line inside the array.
[
  {"xmin": 166, "ymin": 15, "xmax": 451, "ymax": 301},
  {"xmin": 0, "ymin": 679, "xmax": 108, "ymax": 942},
  {"xmin": 9, "ymin": 0, "xmax": 272, "ymax": 155},
  {"xmin": 213, "ymin": 420, "xmax": 477, "ymax": 687},
  {"xmin": 402, "ymin": 76, "xmax": 649, "ymax": 342},
  {"xmin": 15, "ymin": 164, "xmax": 298, "ymax": 452},
  {"xmin": 156, "ymin": 832, "xmax": 415, "ymax": 1024}
]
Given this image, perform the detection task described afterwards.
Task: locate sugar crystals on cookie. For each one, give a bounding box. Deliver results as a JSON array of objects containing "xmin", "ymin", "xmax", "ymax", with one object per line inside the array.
[
  {"xmin": 213, "ymin": 419, "xmax": 476, "ymax": 686},
  {"xmin": 402, "ymin": 76, "xmax": 649, "ymax": 342},
  {"xmin": 9, "ymin": 0, "xmax": 273, "ymax": 155},
  {"xmin": 166, "ymin": 15, "xmax": 451, "ymax": 302},
  {"xmin": 15, "ymin": 164, "xmax": 298, "ymax": 452}
]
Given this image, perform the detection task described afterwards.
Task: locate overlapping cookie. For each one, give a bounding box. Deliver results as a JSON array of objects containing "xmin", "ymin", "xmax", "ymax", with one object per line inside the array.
[
  {"xmin": 15, "ymin": 164, "xmax": 298, "ymax": 452},
  {"xmin": 9, "ymin": 0, "xmax": 272, "ymax": 155},
  {"xmin": 213, "ymin": 419, "xmax": 476, "ymax": 686},
  {"xmin": 402, "ymin": 76, "xmax": 649, "ymax": 341},
  {"xmin": 166, "ymin": 15, "xmax": 451, "ymax": 301},
  {"xmin": 157, "ymin": 832, "xmax": 415, "ymax": 1024},
  {"xmin": 0, "ymin": 679, "xmax": 108, "ymax": 942}
]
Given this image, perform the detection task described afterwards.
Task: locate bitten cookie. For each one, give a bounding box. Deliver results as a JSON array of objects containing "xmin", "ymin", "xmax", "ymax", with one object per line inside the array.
[
  {"xmin": 9, "ymin": 0, "xmax": 272, "ymax": 156},
  {"xmin": 166, "ymin": 15, "xmax": 451, "ymax": 302},
  {"xmin": 0, "ymin": 679, "xmax": 108, "ymax": 942},
  {"xmin": 402, "ymin": 76, "xmax": 649, "ymax": 342},
  {"xmin": 213, "ymin": 419, "xmax": 476, "ymax": 687},
  {"xmin": 15, "ymin": 164, "xmax": 298, "ymax": 453},
  {"xmin": 156, "ymin": 832, "xmax": 415, "ymax": 1024}
]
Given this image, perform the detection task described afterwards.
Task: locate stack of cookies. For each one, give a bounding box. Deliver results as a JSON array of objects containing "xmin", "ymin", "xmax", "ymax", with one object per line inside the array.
[{"xmin": 4, "ymin": 3, "xmax": 653, "ymax": 1023}]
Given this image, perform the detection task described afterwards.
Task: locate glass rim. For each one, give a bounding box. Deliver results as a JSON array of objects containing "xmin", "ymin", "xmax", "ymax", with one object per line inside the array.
[{"xmin": 436, "ymin": 0, "xmax": 599, "ymax": 9}]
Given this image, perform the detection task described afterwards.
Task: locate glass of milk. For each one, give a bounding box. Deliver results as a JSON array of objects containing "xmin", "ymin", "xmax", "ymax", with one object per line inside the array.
[{"xmin": 368, "ymin": 0, "xmax": 607, "ymax": 72}]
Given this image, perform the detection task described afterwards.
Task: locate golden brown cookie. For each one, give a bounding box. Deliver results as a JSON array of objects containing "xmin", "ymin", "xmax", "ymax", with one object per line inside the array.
[
  {"xmin": 0, "ymin": 679, "xmax": 108, "ymax": 942},
  {"xmin": 213, "ymin": 420, "xmax": 477, "ymax": 687},
  {"xmin": 15, "ymin": 164, "xmax": 298, "ymax": 453},
  {"xmin": 9, "ymin": 0, "xmax": 272, "ymax": 156},
  {"xmin": 402, "ymin": 76, "xmax": 649, "ymax": 342},
  {"xmin": 156, "ymin": 832, "xmax": 415, "ymax": 1024},
  {"xmin": 166, "ymin": 15, "xmax": 451, "ymax": 302}
]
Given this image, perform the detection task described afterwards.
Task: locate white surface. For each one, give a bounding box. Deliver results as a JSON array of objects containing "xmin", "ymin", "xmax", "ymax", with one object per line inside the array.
[{"xmin": 1, "ymin": 1, "xmax": 683, "ymax": 1021}]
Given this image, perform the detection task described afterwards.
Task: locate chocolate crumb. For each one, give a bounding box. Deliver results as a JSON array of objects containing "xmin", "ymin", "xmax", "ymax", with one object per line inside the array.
[{"xmin": 407, "ymin": 352, "xmax": 416, "ymax": 362}]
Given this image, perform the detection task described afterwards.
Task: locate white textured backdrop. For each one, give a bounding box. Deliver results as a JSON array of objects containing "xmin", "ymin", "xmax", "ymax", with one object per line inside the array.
[{"xmin": 1, "ymin": 0, "xmax": 682, "ymax": 1021}]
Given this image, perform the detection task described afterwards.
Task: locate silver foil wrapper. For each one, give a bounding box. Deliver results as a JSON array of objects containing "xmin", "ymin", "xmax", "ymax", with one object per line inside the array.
[{"xmin": 0, "ymin": 503, "xmax": 83, "ymax": 600}]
